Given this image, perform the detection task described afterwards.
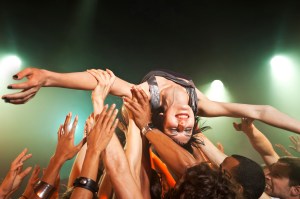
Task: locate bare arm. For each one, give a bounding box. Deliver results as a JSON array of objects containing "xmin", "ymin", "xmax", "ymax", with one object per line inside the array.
[
  {"xmin": 196, "ymin": 89, "xmax": 300, "ymax": 134},
  {"xmin": 103, "ymin": 134, "xmax": 143, "ymax": 199},
  {"xmin": 0, "ymin": 149, "xmax": 32, "ymax": 199},
  {"xmin": 233, "ymin": 118, "xmax": 279, "ymax": 166},
  {"xmin": 194, "ymin": 134, "xmax": 228, "ymax": 166},
  {"xmin": 70, "ymin": 105, "xmax": 118, "ymax": 199},
  {"xmin": 2, "ymin": 68, "xmax": 133, "ymax": 104},
  {"xmin": 42, "ymin": 113, "xmax": 85, "ymax": 187}
]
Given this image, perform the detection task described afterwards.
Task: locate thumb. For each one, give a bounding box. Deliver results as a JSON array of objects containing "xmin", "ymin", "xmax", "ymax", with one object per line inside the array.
[{"xmin": 233, "ymin": 122, "xmax": 241, "ymax": 131}]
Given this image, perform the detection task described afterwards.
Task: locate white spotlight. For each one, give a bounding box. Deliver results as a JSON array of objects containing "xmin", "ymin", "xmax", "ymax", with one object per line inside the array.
[
  {"xmin": 0, "ymin": 55, "xmax": 22, "ymax": 83},
  {"xmin": 207, "ymin": 80, "xmax": 226, "ymax": 101},
  {"xmin": 270, "ymin": 55, "xmax": 293, "ymax": 81},
  {"xmin": 211, "ymin": 80, "xmax": 224, "ymax": 90}
]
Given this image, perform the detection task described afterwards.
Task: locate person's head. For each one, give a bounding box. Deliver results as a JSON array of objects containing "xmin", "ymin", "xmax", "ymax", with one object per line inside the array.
[
  {"xmin": 165, "ymin": 162, "xmax": 243, "ymax": 199},
  {"xmin": 221, "ymin": 155, "xmax": 265, "ymax": 199},
  {"xmin": 162, "ymin": 104, "xmax": 195, "ymax": 145},
  {"xmin": 265, "ymin": 157, "xmax": 300, "ymax": 199}
]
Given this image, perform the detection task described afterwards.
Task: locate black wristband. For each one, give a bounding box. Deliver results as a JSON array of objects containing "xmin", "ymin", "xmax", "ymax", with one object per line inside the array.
[{"xmin": 73, "ymin": 177, "xmax": 98, "ymax": 193}]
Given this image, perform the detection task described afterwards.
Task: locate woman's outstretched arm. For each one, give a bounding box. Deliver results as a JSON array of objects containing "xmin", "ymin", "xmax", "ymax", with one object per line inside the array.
[
  {"xmin": 2, "ymin": 67, "xmax": 133, "ymax": 104},
  {"xmin": 196, "ymin": 89, "xmax": 300, "ymax": 134}
]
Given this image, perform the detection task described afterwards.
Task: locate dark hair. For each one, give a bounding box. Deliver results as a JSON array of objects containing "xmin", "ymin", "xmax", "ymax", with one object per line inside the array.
[
  {"xmin": 150, "ymin": 169, "xmax": 163, "ymax": 199},
  {"xmin": 164, "ymin": 162, "xmax": 242, "ymax": 199},
  {"xmin": 231, "ymin": 155, "xmax": 265, "ymax": 199},
  {"xmin": 278, "ymin": 156, "xmax": 300, "ymax": 186}
]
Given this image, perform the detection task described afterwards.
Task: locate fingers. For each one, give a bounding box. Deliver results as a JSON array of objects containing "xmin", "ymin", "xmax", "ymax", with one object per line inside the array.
[
  {"xmin": 14, "ymin": 68, "xmax": 33, "ymax": 80},
  {"xmin": 30, "ymin": 165, "xmax": 41, "ymax": 181},
  {"xmin": 101, "ymin": 104, "xmax": 117, "ymax": 129},
  {"xmin": 132, "ymin": 86, "xmax": 148, "ymax": 103},
  {"xmin": 2, "ymin": 88, "xmax": 37, "ymax": 104},
  {"xmin": 105, "ymin": 69, "xmax": 115, "ymax": 78},
  {"xmin": 232, "ymin": 122, "xmax": 241, "ymax": 131},
  {"xmin": 12, "ymin": 148, "xmax": 28, "ymax": 165},
  {"xmin": 289, "ymin": 146, "xmax": 297, "ymax": 151},
  {"xmin": 289, "ymin": 136, "xmax": 297, "ymax": 145},
  {"xmin": 63, "ymin": 112, "xmax": 72, "ymax": 133},
  {"xmin": 19, "ymin": 167, "xmax": 32, "ymax": 179},
  {"xmin": 70, "ymin": 115, "xmax": 78, "ymax": 136}
]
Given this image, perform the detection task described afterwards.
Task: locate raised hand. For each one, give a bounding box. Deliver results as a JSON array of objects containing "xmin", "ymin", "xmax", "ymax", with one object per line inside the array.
[
  {"xmin": 21, "ymin": 165, "xmax": 41, "ymax": 199},
  {"xmin": 87, "ymin": 69, "xmax": 116, "ymax": 101},
  {"xmin": 123, "ymin": 86, "xmax": 151, "ymax": 130},
  {"xmin": 86, "ymin": 104, "xmax": 119, "ymax": 153},
  {"xmin": 54, "ymin": 113, "xmax": 86, "ymax": 162},
  {"xmin": 233, "ymin": 117, "xmax": 255, "ymax": 134},
  {"xmin": 274, "ymin": 144, "xmax": 293, "ymax": 157},
  {"xmin": 2, "ymin": 68, "xmax": 47, "ymax": 104},
  {"xmin": 0, "ymin": 148, "xmax": 32, "ymax": 198},
  {"xmin": 289, "ymin": 135, "xmax": 300, "ymax": 153}
]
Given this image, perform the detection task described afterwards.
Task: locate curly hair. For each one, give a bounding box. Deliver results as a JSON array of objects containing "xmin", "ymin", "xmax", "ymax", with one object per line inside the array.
[{"xmin": 164, "ymin": 162, "xmax": 243, "ymax": 199}]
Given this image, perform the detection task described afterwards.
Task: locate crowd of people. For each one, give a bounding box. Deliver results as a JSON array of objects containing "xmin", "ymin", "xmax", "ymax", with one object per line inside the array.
[{"xmin": 1, "ymin": 67, "xmax": 300, "ymax": 199}]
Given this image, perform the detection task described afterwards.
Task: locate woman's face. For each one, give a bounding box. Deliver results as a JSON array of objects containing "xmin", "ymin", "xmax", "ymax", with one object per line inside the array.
[{"xmin": 163, "ymin": 104, "xmax": 195, "ymax": 145}]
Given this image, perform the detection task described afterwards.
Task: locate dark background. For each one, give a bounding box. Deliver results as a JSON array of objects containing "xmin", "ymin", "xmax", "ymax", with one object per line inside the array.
[{"xmin": 1, "ymin": 0, "xmax": 300, "ymax": 197}]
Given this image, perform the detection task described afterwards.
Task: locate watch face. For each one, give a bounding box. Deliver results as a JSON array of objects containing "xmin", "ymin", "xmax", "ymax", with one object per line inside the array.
[{"xmin": 80, "ymin": 178, "xmax": 88, "ymax": 185}]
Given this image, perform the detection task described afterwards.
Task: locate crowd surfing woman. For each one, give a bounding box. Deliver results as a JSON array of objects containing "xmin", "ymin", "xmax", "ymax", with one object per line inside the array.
[{"xmin": 2, "ymin": 67, "xmax": 300, "ymax": 148}]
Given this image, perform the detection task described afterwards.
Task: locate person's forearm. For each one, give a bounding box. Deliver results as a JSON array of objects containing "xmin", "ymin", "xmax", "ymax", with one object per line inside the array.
[
  {"xmin": 44, "ymin": 70, "xmax": 97, "ymax": 90},
  {"xmin": 104, "ymin": 134, "xmax": 142, "ymax": 199},
  {"xmin": 244, "ymin": 126, "xmax": 279, "ymax": 165},
  {"xmin": 70, "ymin": 149, "xmax": 100, "ymax": 199},
  {"xmin": 124, "ymin": 119, "xmax": 142, "ymax": 188},
  {"xmin": 197, "ymin": 135, "xmax": 227, "ymax": 166},
  {"xmin": 44, "ymin": 70, "xmax": 133, "ymax": 97},
  {"xmin": 68, "ymin": 143, "xmax": 87, "ymax": 188},
  {"xmin": 146, "ymin": 129, "xmax": 196, "ymax": 177},
  {"xmin": 42, "ymin": 155, "xmax": 65, "ymax": 186},
  {"xmin": 256, "ymin": 105, "xmax": 300, "ymax": 134},
  {"xmin": 79, "ymin": 149, "xmax": 100, "ymax": 179},
  {"xmin": 197, "ymin": 93, "xmax": 300, "ymax": 134}
]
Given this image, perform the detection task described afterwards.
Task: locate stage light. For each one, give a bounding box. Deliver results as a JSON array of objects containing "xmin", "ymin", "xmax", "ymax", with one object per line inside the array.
[
  {"xmin": 211, "ymin": 80, "xmax": 224, "ymax": 90},
  {"xmin": 270, "ymin": 55, "xmax": 294, "ymax": 81},
  {"xmin": 206, "ymin": 80, "xmax": 228, "ymax": 102},
  {"xmin": 0, "ymin": 55, "xmax": 22, "ymax": 83}
]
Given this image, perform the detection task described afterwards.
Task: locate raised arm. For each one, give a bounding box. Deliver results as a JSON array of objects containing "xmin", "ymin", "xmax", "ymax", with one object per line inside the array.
[
  {"xmin": 2, "ymin": 67, "xmax": 132, "ymax": 104},
  {"xmin": 103, "ymin": 133, "xmax": 143, "ymax": 199},
  {"xmin": 0, "ymin": 149, "xmax": 32, "ymax": 199},
  {"xmin": 70, "ymin": 105, "xmax": 118, "ymax": 199},
  {"xmin": 233, "ymin": 118, "xmax": 279, "ymax": 165},
  {"xmin": 193, "ymin": 133, "xmax": 228, "ymax": 166},
  {"xmin": 28, "ymin": 113, "xmax": 85, "ymax": 199},
  {"xmin": 196, "ymin": 89, "xmax": 300, "ymax": 134}
]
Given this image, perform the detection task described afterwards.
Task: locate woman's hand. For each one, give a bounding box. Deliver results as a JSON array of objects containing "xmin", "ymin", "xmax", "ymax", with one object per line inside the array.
[{"xmin": 2, "ymin": 68, "xmax": 47, "ymax": 104}]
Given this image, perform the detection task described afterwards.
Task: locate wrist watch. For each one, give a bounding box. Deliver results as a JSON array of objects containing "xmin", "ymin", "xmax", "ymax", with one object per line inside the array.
[{"xmin": 141, "ymin": 123, "xmax": 154, "ymax": 136}]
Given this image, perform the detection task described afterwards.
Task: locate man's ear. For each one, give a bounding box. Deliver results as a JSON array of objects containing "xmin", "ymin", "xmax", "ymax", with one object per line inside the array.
[{"xmin": 290, "ymin": 185, "xmax": 300, "ymax": 196}]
